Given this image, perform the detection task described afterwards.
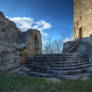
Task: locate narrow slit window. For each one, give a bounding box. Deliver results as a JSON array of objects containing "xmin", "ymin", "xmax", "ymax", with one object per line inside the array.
[
  {"xmin": 34, "ymin": 35, "xmax": 38, "ymax": 50},
  {"xmin": 79, "ymin": 27, "xmax": 82, "ymax": 40}
]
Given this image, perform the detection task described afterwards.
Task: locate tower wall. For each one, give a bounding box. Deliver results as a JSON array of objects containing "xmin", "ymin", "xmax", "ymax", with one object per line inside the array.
[{"xmin": 74, "ymin": 0, "xmax": 92, "ymax": 39}]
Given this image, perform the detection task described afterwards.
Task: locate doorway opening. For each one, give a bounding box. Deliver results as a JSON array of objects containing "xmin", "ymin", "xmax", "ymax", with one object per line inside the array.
[{"xmin": 79, "ymin": 27, "xmax": 82, "ymax": 40}]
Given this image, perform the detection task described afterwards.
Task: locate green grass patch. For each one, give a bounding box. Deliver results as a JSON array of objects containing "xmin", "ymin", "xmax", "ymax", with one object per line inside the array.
[{"xmin": 0, "ymin": 73, "xmax": 92, "ymax": 92}]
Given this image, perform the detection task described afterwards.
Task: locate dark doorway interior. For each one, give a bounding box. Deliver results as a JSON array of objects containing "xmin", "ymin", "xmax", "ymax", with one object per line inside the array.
[
  {"xmin": 34, "ymin": 35, "xmax": 38, "ymax": 50},
  {"xmin": 79, "ymin": 27, "xmax": 82, "ymax": 40}
]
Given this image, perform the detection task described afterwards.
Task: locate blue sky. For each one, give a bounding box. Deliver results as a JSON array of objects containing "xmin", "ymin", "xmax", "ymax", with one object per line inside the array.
[{"xmin": 0, "ymin": 0, "xmax": 73, "ymax": 45}]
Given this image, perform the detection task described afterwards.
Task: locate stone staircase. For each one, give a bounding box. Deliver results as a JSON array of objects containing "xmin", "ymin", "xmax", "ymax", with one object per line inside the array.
[
  {"xmin": 62, "ymin": 39, "xmax": 81, "ymax": 53},
  {"xmin": 25, "ymin": 53, "xmax": 91, "ymax": 78},
  {"xmin": 66, "ymin": 40, "xmax": 81, "ymax": 53}
]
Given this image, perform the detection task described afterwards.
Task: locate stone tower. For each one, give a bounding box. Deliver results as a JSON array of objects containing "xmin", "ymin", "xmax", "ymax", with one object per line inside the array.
[{"xmin": 74, "ymin": 0, "xmax": 92, "ymax": 40}]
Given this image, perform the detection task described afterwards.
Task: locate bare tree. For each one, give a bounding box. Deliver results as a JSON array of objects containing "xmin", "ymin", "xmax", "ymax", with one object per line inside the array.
[{"xmin": 43, "ymin": 37, "xmax": 62, "ymax": 54}]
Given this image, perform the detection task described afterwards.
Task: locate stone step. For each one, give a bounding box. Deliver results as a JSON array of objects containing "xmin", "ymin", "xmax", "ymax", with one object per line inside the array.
[
  {"xmin": 33, "ymin": 53, "xmax": 86, "ymax": 57},
  {"xmin": 59, "ymin": 73, "xmax": 90, "ymax": 79},
  {"xmin": 28, "ymin": 59, "xmax": 89, "ymax": 64},
  {"xmin": 28, "ymin": 63, "xmax": 90, "ymax": 71},
  {"xmin": 32, "ymin": 56, "xmax": 87, "ymax": 59},
  {"xmin": 30, "ymin": 58, "xmax": 88, "ymax": 62},
  {"xmin": 29, "ymin": 68, "xmax": 89, "ymax": 76},
  {"xmin": 50, "ymin": 63, "xmax": 90, "ymax": 67},
  {"xmin": 49, "ymin": 64, "xmax": 90, "ymax": 70},
  {"xmin": 50, "ymin": 68, "xmax": 89, "ymax": 75},
  {"xmin": 49, "ymin": 61, "xmax": 89, "ymax": 65},
  {"xmin": 28, "ymin": 71, "xmax": 52, "ymax": 77},
  {"xmin": 25, "ymin": 53, "xmax": 90, "ymax": 78},
  {"xmin": 27, "ymin": 61, "xmax": 89, "ymax": 67},
  {"xmin": 27, "ymin": 65, "xmax": 90, "ymax": 73},
  {"xmin": 31, "ymin": 55, "xmax": 88, "ymax": 58},
  {"xmin": 27, "ymin": 71, "xmax": 89, "ymax": 79},
  {"xmin": 34, "ymin": 53, "xmax": 85, "ymax": 56},
  {"xmin": 27, "ymin": 60, "xmax": 89, "ymax": 64}
]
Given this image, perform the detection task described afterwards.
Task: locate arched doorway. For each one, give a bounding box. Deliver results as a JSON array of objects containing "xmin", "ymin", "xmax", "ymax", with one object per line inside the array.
[
  {"xmin": 34, "ymin": 35, "xmax": 38, "ymax": 50},
  {"xmin": 79, "ymin": 27, "xmax": 82, "ymax": 40}
]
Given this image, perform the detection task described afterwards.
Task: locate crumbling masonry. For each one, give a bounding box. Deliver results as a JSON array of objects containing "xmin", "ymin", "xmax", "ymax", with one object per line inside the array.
[
  {"xmin": 74, "ymin": 0, "xmax": 92, "ymax": 40},
  {"xmin": 0, "ymin": 12, "xmax": 42, "ymax": 72}
]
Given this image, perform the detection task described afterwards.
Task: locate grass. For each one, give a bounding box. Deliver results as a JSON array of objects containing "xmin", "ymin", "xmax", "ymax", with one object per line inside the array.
[{"xmin": 0, "ymin": 73, "xmax": 92, "ymax": 92}]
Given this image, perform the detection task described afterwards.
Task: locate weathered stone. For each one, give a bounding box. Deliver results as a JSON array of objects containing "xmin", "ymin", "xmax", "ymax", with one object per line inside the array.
[
  {"xmin": 17, "ymin": 29, "xmax": 42, "ymax": 64},
  {"xmin": 24, "ymin": 53, "xmax": 90, "ymax": 79},
  {"xmin": 0, "ymin": 11, "xmax": 42, "ymax": 72},
  {"xmin": 62, "ymin": 0, "xmax": 92, "ymax": 56},
  {"xmin": 62, "ymin": 40, "xmax": 79, "ymax": 53},
  {"xmin": 74, "ymin": 0, "xmax": 92, "ymax": 40}
]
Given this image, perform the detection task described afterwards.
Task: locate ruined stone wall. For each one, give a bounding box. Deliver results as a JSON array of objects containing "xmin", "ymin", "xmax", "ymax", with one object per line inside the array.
[
  {"xmin": 0, "ymin": 12, "xmax": 42, "ymax": 71},
  {"xmin": 0, "ymin": 12, "xmax": 21, "ymax": 71},
  {"xmin": 63, "ymin": 0, "xmax": 92, "ymax": 56},
  {"xmin": 19, "ymin": 29, "xmax": 42, "ymax": 63},
  {"xmin": 74, "ymin": 0, "xmax": 92, "ymax": 39}
]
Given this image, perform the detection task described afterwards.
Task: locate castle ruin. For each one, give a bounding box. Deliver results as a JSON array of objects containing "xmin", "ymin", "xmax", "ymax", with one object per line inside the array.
[
  {"xmin": 0, "ymin": 0, "xmax": 92, "ymax": 79},
  {"xmin": 74, "ymin": 0, "xmax": 92, "ymax": 40},
  {"xmin": 17, "ymin": 0, "xmax": 92, "ymax": 78},
  {"xmin": 0, "ymin": 12, "xmax": 42, "ymax": 71}
]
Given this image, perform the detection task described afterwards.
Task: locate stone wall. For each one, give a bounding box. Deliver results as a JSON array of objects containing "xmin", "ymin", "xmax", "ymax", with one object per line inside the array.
[
  {"xmin": 62, "ymin": 0, "xmax": 92, "ymax": 61},
  {"xmin": 74, "ymin": 0, "xmax": 92, "ymax": 40},
  {"xmin": 18, "ymin": 29, "xmax": 42, "ymax": 63},
  {"xmin": 0, "ymin": 11, "xmax": 42, "ymax": 71}
]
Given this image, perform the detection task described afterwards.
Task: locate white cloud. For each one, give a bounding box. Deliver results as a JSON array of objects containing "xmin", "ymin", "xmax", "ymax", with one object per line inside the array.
[
  {"xmin": 9, "ymin": 17, "xmax": 52, "ymax": 37},
  {"xmin": 32, "ymin": 20, "xmax": 52, "ymax": 31},
  {"xmin": 63, "ymin": 38, "xmax": 72, "ymax": 43},
  {"xmin": 10, "ymin": 17, "xmax": 33, "ymax": 31}
]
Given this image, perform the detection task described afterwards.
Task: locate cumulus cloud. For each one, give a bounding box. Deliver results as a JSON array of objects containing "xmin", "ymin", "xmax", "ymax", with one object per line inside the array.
[
  {"xmin": 63, "ymin": 38, "xmax": 72, "ymax": 43},
  {"xmin": 32, "ymin": 20, "xmax": 52, "ymax": 31},
  {"xmin": 9, "ymin": 17, "xmax": 52, "ymax": 37},
  {"xmin": 10, "ymin": 17, "xmax": 33, "ymax": 31}
]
